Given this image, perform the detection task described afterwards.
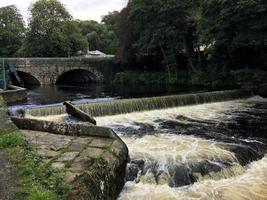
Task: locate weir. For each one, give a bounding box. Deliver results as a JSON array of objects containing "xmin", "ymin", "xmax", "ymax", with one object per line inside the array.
[{"xmin": 24, "ymin": 89, "xmax": 252, "ymax": 117}]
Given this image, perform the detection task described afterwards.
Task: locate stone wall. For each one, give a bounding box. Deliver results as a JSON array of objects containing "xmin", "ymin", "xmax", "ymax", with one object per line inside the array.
[
  {"xmin": 6, "ymin": 57, "xmax": 116, "ymax": 85},
  {"xmin": 0, "ymin": 85, "xmax": 27, "ymax": 104},
  {"xmin": 11, "ymin": 115, "xmax": 129, "ymax": 200}
]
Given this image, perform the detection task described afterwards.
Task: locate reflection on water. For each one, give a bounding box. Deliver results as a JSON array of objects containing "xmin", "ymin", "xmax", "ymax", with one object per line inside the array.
[
  {"xmin": 95, "ymin": 97, "xmax": 267, "ymax": 200},
  {"xmin": 22, "ymin": 84, "xmax": 205, "ymax": 106}
]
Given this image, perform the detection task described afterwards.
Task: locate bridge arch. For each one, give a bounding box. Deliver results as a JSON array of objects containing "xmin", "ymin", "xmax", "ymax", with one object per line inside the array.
[
  {"xmin": 56, "ymin": 68, "xmax": 104, "ymax": 86},
  {"xmin": 13, "ymin": 71, "xmax": 41, "ymax": 86}
]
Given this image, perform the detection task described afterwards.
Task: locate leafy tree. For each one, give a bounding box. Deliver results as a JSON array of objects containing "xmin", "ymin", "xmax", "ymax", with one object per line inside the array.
[
  {"xmin": 0, "ymin": 5, "xmax": 25, "ymax": 56},
  {"xmin": 24, "ymin": 0, "xmax": 87, "ymax": 57},
  {"xmin": 102, "ymin": 11, "xmax": 120, "ymax": 54},
  {"xmin": 117, "ymin": 0, "xmax": 199, "ymax": 81},
  {"xmin": 78, "ymin": 18, "xmax": 118, "ymax": 54},
  {"xmin": 199, "ymin": 0, "xmax": 267, "ymax": 69}
]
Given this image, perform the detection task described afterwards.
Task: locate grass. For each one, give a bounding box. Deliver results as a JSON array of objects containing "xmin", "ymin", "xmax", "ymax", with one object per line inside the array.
[
  {"xmin": 0, "ymin": 95, "xmax": 5, "ymax": 107},
  {"xmin": 0, "ymin": 131, "xmax": 70, "ymax": 200}
]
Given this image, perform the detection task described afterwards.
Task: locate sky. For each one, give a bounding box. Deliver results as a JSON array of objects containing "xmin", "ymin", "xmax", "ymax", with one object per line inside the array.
[{"xmin": 0, "ymin": 0, "xmax": 127, "ymax": 23}]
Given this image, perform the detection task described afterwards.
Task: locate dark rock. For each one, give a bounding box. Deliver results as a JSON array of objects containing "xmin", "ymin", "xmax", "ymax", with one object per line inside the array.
[
  {"xmin": 126, "ymin": 163, "xmax": 140, "ymax": 181},
  {"xmin": 169, "ymin": 165, "xmax": 196, "ymax": 187}
]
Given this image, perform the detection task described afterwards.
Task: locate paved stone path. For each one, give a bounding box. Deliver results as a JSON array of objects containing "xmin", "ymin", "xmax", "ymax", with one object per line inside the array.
[{"xmin": 21, "ymin": 130, "xmax": 127, "ymax": 185}]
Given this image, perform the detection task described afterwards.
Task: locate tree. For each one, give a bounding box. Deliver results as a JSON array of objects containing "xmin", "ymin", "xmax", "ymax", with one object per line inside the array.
[
  {"xmin": 199, "ymin": 0, "xmax": 267, "ymax": 69},
  {"xmin": 24, "ymin": 0, "xmax": 87, "ymax": 57},
  {"xmin": 78, "ymin": 18, "xmax": 118, "ymax": 54},
  {"xmin": 0, "ymin": 5, "xmax": 25, "ymax": 56},
  {"xmin": 102, "ymin": 11, "xmax": 120, "ymax": 54},
  {"xmin": 117, "ymin": 0, "xmax": 198, "ymax": 81}
]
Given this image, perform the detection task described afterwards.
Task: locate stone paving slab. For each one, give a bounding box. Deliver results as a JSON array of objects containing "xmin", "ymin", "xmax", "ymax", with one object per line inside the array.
[{"xmin": 21, "ymin": 129, "xmax": 128, "ymax": 187}]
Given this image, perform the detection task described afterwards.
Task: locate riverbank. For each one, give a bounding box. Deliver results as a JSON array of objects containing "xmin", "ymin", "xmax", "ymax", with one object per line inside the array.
[{"xmin": 0, "ymin": 96, "xmax": 129, "ymax": 200}]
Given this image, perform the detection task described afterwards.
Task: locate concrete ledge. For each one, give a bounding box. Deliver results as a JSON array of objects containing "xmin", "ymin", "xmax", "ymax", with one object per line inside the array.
[
  {"xmin": 0, "ymin": 85, "xmax": 27, "ymax": 104},
  {"xmin": 11, "ymin": 117, "xmax": 115, "ymax": 138}
]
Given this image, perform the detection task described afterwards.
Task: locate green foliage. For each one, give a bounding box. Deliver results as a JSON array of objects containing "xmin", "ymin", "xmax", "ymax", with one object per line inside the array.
[
  {"xmin": 0, "ymin": 5, "xmax": 25, "ymax": 56},
  {"xmin": 27, "ymin": 186, "xmax": 57, "ymax": 200},
  {"xmin": 117, "ymin": 0, "xmax": 201, "ymax": 72},
  {"xmin": 0, "ymin": 131, "xmax": 70, "ymax": 200},
  {"xmin": 113, "ymin": 71, "xmax": 189, "ymax": 85},
  {"xmin": 0, "ymin": 95, "xmax": 5, "ymax": 106},
  {"xmin": 78, "ymin": 16, "xmax": 119, "ymax": 54},
  {"xmin": 191, "ymin": 64, "xmax": 236, "ymax": 88},
  {"xmin": 24, "ymin": 0, "xmax": 88, "ymax": 57},
  {"xmin": 0, "ymin": 132, "xmax": 25, "ymax": 148},
  {"xmin": 199, "ymin": 0, "xmax": 267, "ymax": 68}
]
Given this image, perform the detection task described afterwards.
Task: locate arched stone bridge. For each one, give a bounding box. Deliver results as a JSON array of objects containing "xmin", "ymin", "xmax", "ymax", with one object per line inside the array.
[{"xmin": 6, "ymin": 56, "xmax": 115, "ymax": 85}]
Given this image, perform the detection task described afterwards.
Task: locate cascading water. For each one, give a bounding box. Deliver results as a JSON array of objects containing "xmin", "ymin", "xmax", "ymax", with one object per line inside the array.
[
  {"xmin": 24, "ymin": 89, "xmax": 251, "ymax": 117},
  {"xmin": 94, "ymin": 96, "xmax": 267, "ymax": 200}
]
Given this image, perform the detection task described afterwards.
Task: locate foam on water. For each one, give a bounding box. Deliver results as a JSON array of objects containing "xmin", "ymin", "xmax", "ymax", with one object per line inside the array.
[
  {"xmin": 122, "ymin": 134, "xmax": 238, "ymax": 168},
  {"xmin": 95, "ymin": 97, "xmax": 267, "ymax": 199},
  {"xmin": 118, "ymin": 155, "xmax": 267, "ymax": 200}
]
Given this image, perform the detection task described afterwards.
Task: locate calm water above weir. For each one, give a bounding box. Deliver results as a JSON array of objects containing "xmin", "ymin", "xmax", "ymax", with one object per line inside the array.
[{"xmin": 15, "ymin": 84, "xmax": 206, "ymax": 106}]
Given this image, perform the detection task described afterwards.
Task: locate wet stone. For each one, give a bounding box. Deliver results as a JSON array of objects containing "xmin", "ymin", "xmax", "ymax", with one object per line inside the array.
[
  {"xmin": 88, "ymin": 138, "xmax": 114, "ymax": 148},
  {"xmin": 65, "ymin": 172, "xmax": 80, "ymax": 184},
  {"xmin": 57, "ymin": 152, "xmax": 79, "ymax": 162},
  {"xmin": 80, "ymin": 147, "xmax": 104, "ymax": 158},
  {"xmin": 102, "ymin": 151, "xmax": 118, "ymax": 168},
  {"xmin": 110, "ymin": 140, "xmax": 125, "ymax": 157},
  {"xmin": 52, "ymin": 162, "xmax": 65, "ymax": 170},
  {"xmin": 37, "ymin": 149, "xmax": 60, "ymax": 158},
  {"xmin": 89, "ymin": 138, "xmax": 114, "ymax": 148},
  {"xmin": 68, "ymin": 157, "xmax": 94, "ymax": 172},
  {"xmin": 67, "ymin": 142, "xmax": 87, "ymax": 152},
  {"xmin": 72, "ymin": 137, "xmax": 94, "ymax": 145}
]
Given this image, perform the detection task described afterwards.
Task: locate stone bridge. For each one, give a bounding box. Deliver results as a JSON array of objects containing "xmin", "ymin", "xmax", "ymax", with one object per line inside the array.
[{"xmin": 6, "ymin": 56, "xmax": 116, "ymax": 85}]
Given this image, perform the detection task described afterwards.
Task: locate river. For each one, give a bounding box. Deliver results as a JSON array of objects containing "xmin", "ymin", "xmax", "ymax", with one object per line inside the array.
[
  {"xmin": 96, "ymin": 96, "xmax": 267, "ymax": 200},
  {"xmin": 10, "ymin": 85, "xmax": 267, "ymax": 200},
  {"xmin": 18, "ymin": 84, "xmax": 205, "ymax": 106}
]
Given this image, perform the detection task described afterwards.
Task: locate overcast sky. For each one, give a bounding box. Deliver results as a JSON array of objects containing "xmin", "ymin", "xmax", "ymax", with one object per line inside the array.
[{"xmin": 0, "ymin": 0, "xmax": 127, "ymax": 23}]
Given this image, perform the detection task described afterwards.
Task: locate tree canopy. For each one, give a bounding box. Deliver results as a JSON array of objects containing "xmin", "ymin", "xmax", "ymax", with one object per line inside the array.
[
  {"xmin": 24, "ymin": 0, "xmax": 88, "ymax": 57},
  {"xmin": 0, "ymin": 5, "xmax": 25, "ymax": 56}
]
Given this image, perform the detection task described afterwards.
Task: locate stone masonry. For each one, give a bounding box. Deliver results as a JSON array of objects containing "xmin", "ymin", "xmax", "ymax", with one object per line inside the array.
[
  {"xmin": 21, "ymin": 129, "xmax": 128, "ymax": 199},
  {"xmin": 6, "ymin": 56, "xmax": 115, "ymax": 85}
]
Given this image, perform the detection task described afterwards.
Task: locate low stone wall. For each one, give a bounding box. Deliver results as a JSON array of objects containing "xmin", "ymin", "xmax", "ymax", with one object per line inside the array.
[
  {"xmin": 11, "ymin": 117, "xmax": 114, "ymax": 138},
  {"xmin": 0, "ymin": 85, "xmax": 27, "ymax": 104},
  {"xmin": 11, "ymin": 115, "xmax": 129, "ymax": 200},
  {"xmin": 22, "ymin": 130, "xmax": 128, "ymax": 200}
]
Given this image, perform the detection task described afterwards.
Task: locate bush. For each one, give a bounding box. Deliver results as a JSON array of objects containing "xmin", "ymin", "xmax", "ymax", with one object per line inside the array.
[
  {"xmin": 191, "ymin": 64, "xmax": 236, "ymax": 89},
  {"xmin": 112, "ymin": 71, "xmax": 189, "ymax": 85}
]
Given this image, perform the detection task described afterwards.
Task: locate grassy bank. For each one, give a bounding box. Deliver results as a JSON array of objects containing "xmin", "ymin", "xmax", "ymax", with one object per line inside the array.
[{"xmin": 0, "ymin": 96, "xmax": 70, "ymax": 200}]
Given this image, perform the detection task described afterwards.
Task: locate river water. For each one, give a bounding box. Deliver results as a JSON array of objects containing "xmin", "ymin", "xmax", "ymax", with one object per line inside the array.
[
  {"xmin": 95, "ymin": 96, "xmax": 267, "ymax": 200},
  {"xmin": 12, "ymin": 85, "xmax": 267, "ymax": 200},
  {"xmin": 21, "ymin": 84, "xmax": 204, "ymax": 106}
]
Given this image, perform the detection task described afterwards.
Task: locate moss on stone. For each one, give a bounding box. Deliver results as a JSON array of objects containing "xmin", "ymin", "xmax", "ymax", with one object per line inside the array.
[{"xmin": 0, "ymin": 95, "xmax": 5, "ymax": 107}]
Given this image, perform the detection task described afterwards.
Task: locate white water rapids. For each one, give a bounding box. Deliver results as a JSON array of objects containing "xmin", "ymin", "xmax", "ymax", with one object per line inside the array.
[{"xmin": 95, "ymin": 96, "xmax": 267, "ymax": 200}]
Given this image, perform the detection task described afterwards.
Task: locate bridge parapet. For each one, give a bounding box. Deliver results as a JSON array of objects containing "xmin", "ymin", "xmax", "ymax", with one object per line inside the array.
[{"xmin": 6, "ymin": 56, "xmax": 116, "ymax": 85}]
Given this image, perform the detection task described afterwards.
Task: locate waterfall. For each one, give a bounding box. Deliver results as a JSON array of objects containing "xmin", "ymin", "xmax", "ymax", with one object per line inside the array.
[{"xmin": 25, "ymin": 89, "xmax": 252, "ymax": 117}]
